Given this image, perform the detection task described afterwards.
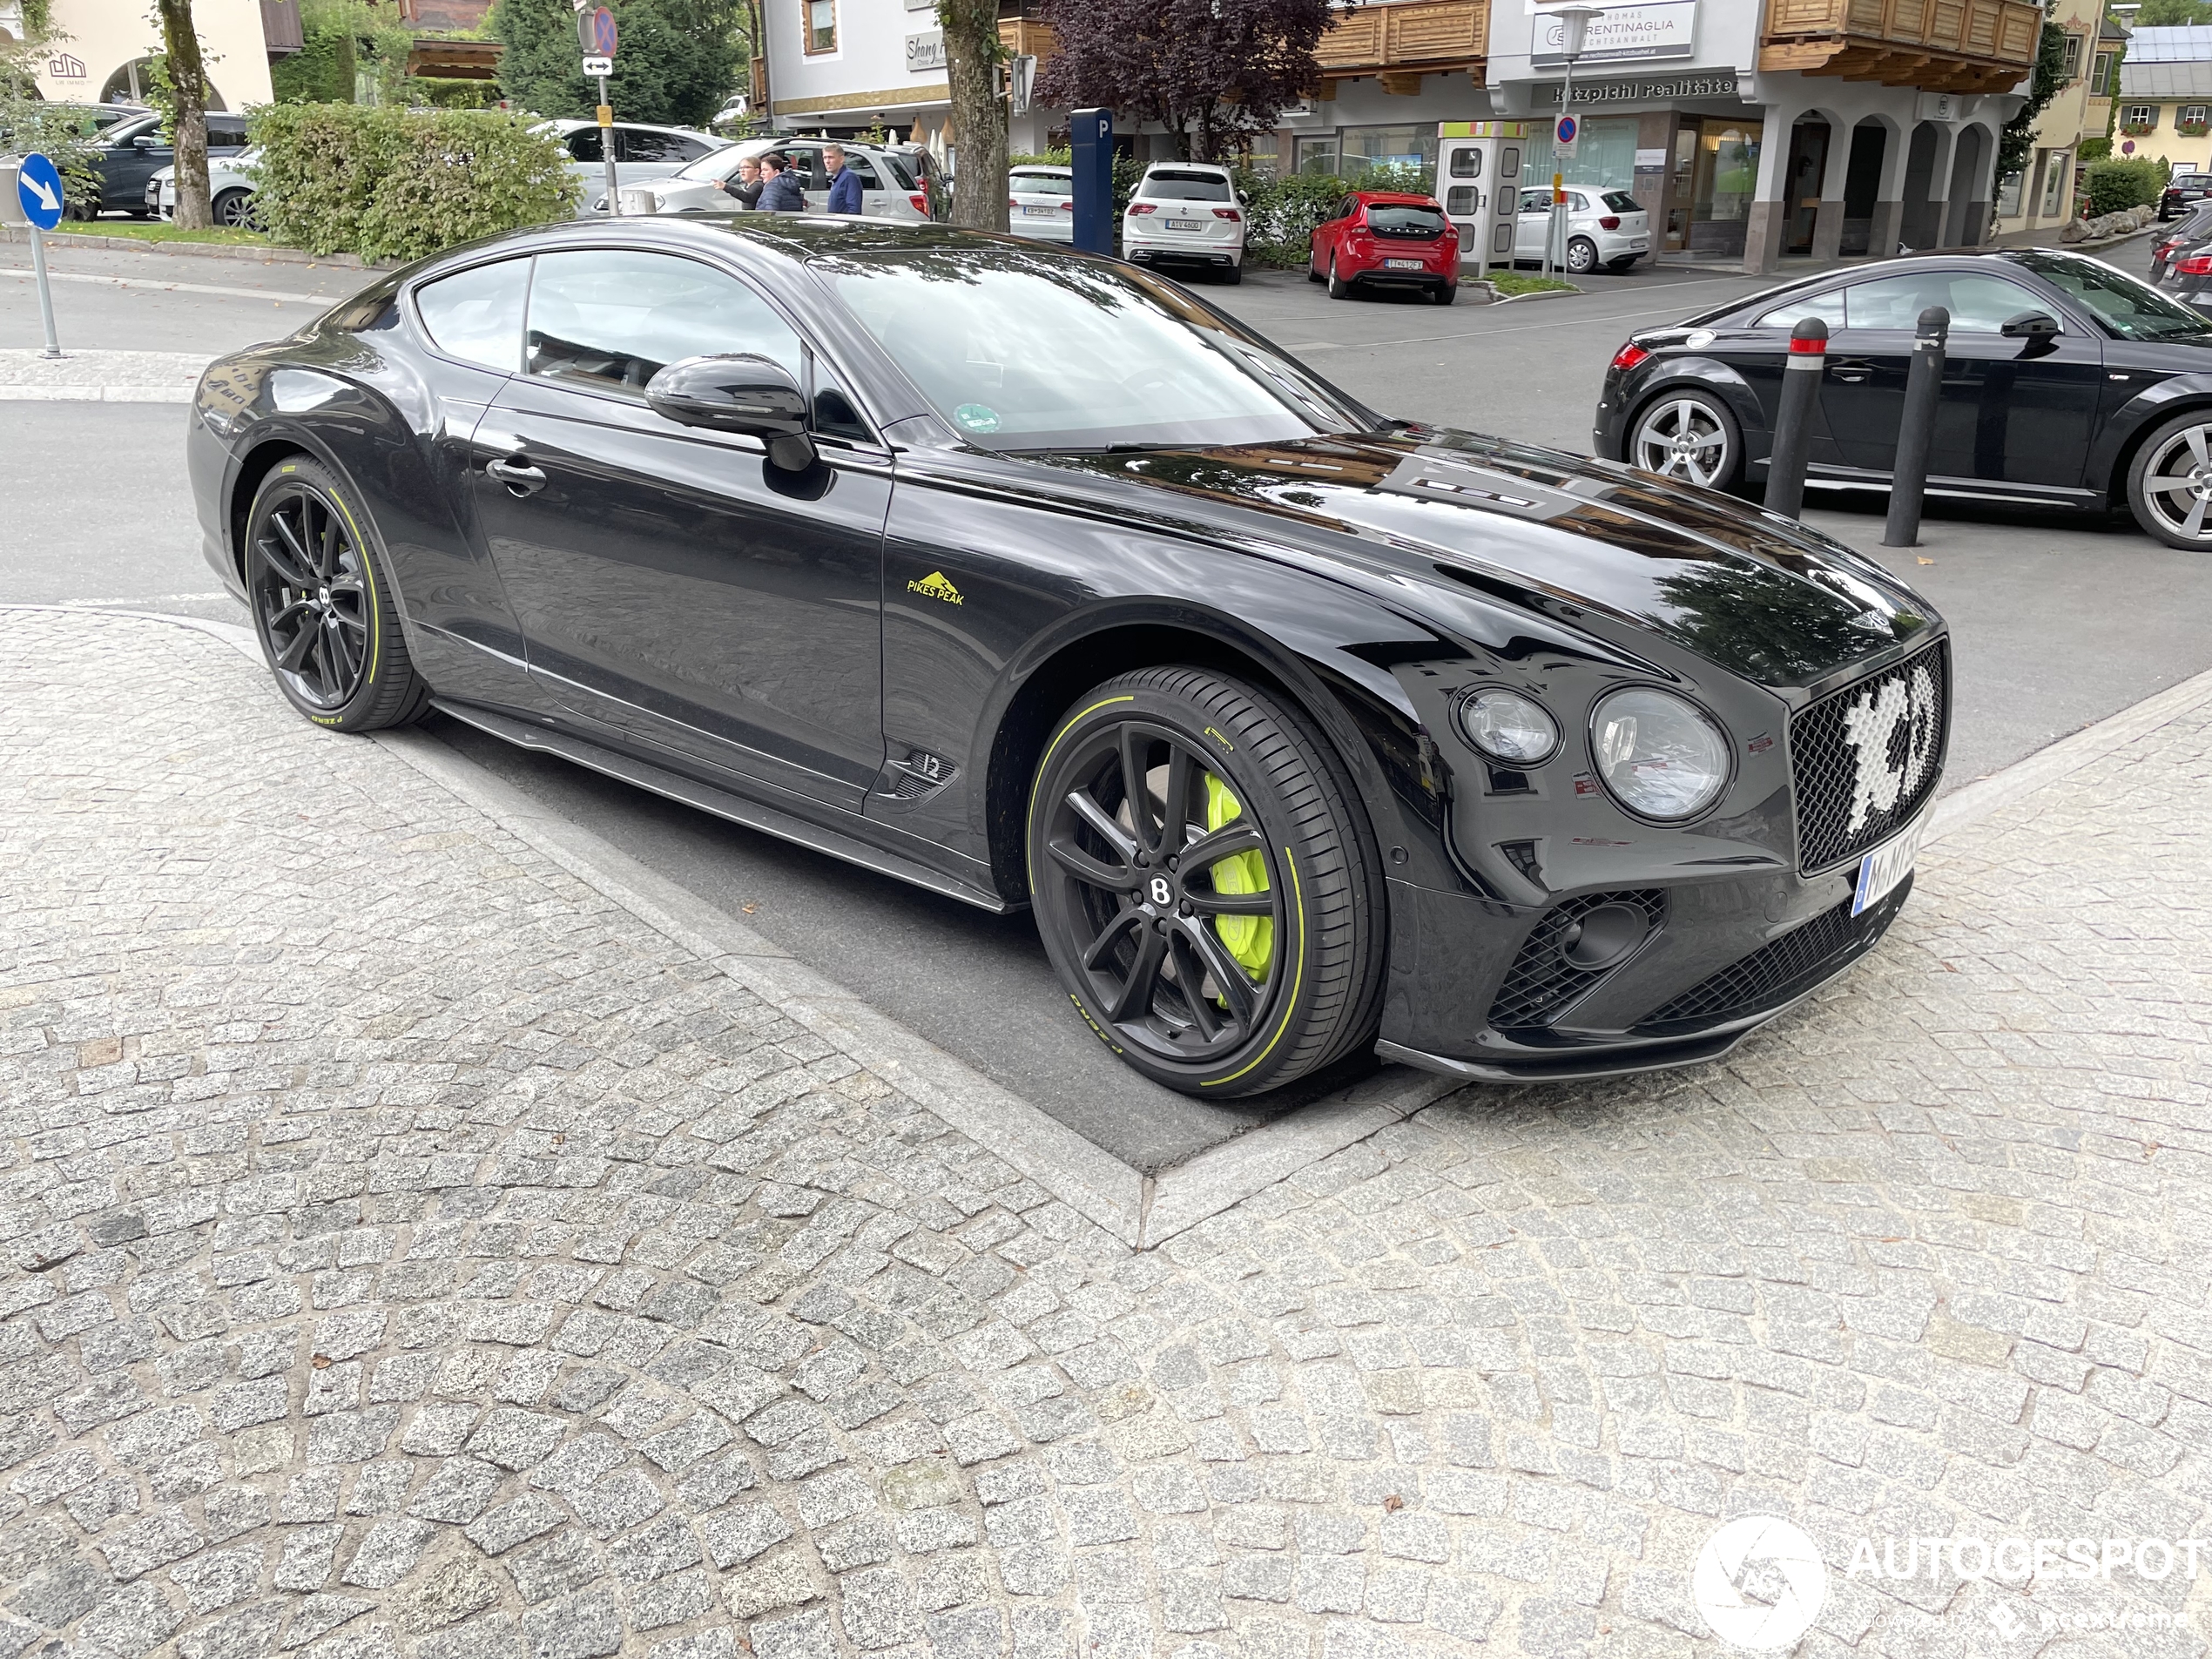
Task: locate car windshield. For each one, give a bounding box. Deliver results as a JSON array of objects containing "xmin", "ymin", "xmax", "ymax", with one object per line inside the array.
[
  {"xmin": 819, "ymin": 248, "xmax": 1367, "ymax": 451},
  {"xmin": 2010, "ymin": 250, "xmax": 2212, "ymax": 341},
  {"xmin": 1142, "ymin": 171, "xmax": 1232, "ymax": 201}
]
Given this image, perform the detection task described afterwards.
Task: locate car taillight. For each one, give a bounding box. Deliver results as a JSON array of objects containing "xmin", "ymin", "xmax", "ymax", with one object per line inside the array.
[
  {"xmin": 1611, "ymin": 342, "xmax": 1649, "ymax": 372},
  {"xmin": 911, "ymin": 193, "xmax": 928, "ymax": 212},
  {"xmin": 2178, "ymin": 253, "xmax": 2212, "ymax": 275},
  {"xmin": 1127, "ymin": 202, "xmax": 1156, "ymax": 215},
  {"xmin": 1060, "ymin": 200, "xmax": 1073, "ymax": 211},
  {"xmin": 1600, "ymin": 215, "xmax": 1620, "ymax": 230},
  {"xmin": 1213, "ymin": 207, "xmax": 1241, "ymax": 221}
]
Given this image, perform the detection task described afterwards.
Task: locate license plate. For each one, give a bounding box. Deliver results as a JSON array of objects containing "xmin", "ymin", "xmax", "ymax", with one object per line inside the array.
[
  {"xmin": 1021, "ymin": 205, "xmax": 1055, "ymax": 217},
  {"xmin": 1384, "ymin": 258, "xmax": 1424, "ymax": 270},
  {"xmin": 1852, "ymin": 816, "xmax": 1923, "ymax": 916},
  {"xmin": 1166, "ymin": 218, "xmax": 1204, "ymax": 232}
]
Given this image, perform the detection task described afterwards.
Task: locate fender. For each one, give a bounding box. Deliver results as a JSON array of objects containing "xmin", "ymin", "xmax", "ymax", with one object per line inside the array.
[
  {"xmin": 2086, "ymin": 372, "xmax": 2212, "ymax": 496},
  {"xmin": 1618, "ymin": 356, "xmax": 1771, "ymax": 462}
]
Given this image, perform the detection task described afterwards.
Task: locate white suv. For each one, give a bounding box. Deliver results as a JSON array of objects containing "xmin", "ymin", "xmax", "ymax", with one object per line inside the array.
[{"xmin": 1123, "ymin": 162, "xmax": 1246, "ymax": 283}]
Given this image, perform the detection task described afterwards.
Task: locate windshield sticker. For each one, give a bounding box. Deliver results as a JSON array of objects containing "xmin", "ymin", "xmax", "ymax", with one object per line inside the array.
[{"xmin": 954, "ymin": 403, "xmax": 1001, "ymax": 435}]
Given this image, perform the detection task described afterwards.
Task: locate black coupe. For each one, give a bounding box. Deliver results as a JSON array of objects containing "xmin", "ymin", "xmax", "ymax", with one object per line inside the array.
[
  {"xmin": 189, "ymin": 216, "xmax": 1948, "ymax": 1096},
  {"xmin": 1595, "ymin": 248, "xmax": 2212, "ymax": 550}
]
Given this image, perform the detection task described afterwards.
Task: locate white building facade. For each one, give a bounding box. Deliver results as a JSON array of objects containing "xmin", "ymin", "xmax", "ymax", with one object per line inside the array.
[{"xmin": 25, "ymin": 0, "xmax": 281, "ymax": 111}]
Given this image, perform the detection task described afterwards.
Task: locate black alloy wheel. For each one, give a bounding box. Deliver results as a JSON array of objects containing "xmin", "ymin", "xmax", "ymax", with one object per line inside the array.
[
  {"xmin": 1027, "ymin": 666, "xmax": 1386, "ymax": 1097},
  {"xmin": 244, "ymin": 457, "xmax": 430, "ymax": 731}
]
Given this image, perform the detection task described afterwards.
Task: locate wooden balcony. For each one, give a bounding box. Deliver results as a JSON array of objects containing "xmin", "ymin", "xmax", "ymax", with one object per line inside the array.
[
  {"xmin": 1761, "ymin": 0, "xmax": 2042, "ymax": 94},
  {"xmin": 1318, "ymin": 0, "xmax": 1487, "ymax": 92},
  {"xmin": 997, "ymin": 17, "xmax": 1058, "ymax": 62}
]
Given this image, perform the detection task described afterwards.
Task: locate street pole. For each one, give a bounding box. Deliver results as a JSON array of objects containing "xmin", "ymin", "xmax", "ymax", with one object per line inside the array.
[
  {"xmin": 28, "ymin": 222, "xmax": 63, "ymax": 359},
  {"xmin": 1545, "ymin": 6, "xmax": 1602, "ymax": 280},
  {"xmin": 599, "ymin": 76, "xmax": 621, "ymax": 215}
]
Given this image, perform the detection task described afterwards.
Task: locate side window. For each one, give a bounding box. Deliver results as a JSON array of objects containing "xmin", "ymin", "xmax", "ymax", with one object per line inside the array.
[
  {"xmin": 415, "ymin": 257, "xmax": 531, "ymax": 374},
  {"xmin": 1939, "ymin": 275, "xmax": 2053, "ymax": 333},
  {"xmin": 1445, "ymin": 185, "xmax": 1475, "ymax": 215},
  {"xmin": 1569, "ymin": 192, "xmax": 1590, "ymax": 212},
  {"xmin": 1754, "ymin": 288, "xmax": 1845, "ymax": 331},
  {"xmin": 844, "ymin": 155, "xmax": 881, "ymax": 190},
  {"xmin": 812, "ymin": 357, "xmax": 871, "ymax": 442},
  {"xmin": 620, "ymin": 130, "xmax": 687, "ymax": 163},
  {"xmin": 1449, "ymin": 148, "xmax": 1480, "ymax": 179},
  {"xmin": 1521, "ymin": 187, "xmax": 1546, "ymax": 212},
  {"xmin": 525, "ymin": 249, "xmax": 804, "ymax": 396},
  {"xmin": 1844, "ymin": 273, "xmax": 1946, "ymax": 330},
  {"xmin": 208, "ymin": 119, "xmax": 249, "ymax": 151},
  {"xmin": 566, "ymin": 128, "xmax": 604, "ymax": 163}
]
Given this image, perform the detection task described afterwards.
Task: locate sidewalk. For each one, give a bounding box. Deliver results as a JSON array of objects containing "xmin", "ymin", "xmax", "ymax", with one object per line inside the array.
[{"xmin": 3, "ymin": 606, "xmax": 2209, "ymax": 1659}]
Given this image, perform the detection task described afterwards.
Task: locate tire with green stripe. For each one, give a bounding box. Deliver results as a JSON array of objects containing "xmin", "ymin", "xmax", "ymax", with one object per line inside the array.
[
  {"xmin": 242, "ymin": 456, "xmax": 430, "ymax": 733},
  {"xmin": 1026, "ymin": 665, "xmax": 1386, "ymax": 1097}
]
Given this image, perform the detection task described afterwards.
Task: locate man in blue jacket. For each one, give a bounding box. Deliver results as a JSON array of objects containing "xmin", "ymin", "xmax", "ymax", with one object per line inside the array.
[
  {"xmin": 824, "ymin": 144, "xmax": 863, "ymax": 215},
  {"xmin": 757, "ymin": 152, "xmax": 806, "ymax": 212}
]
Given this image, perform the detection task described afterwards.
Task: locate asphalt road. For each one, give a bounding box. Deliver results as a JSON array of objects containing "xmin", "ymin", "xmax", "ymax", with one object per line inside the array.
[{"xmin": 8, "ymin": 232, "xmax": 2209, "ymax": 1165}]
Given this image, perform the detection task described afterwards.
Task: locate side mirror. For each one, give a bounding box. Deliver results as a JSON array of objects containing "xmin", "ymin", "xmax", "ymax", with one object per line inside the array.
[
  {"xmin": 646, "ymin": 353, "xmax": 815, "ymax": 469},
  {"xmin": 132, "ymin": 134, "xmax": 156, "ymax": 149},
  {"xmin": 2000, "ymin": 310, "xmax": 2061, "ymax": 338}
]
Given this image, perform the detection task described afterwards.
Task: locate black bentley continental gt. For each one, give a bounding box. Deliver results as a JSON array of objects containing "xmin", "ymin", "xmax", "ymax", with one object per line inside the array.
[
  {"xmin": 1595, "ymin": 247, "xmax": 2212, "ymax": 550},
  {"xmin": 188, "ymin": 216, "xmax": 1948, "ymax": 1097}
]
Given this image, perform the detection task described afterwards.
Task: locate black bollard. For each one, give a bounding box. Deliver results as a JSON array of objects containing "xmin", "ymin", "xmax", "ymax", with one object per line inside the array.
[
  {"xmin": 1883, "ymin": 306, "xmax": 1949, "ymax": 548},
  {"xmin": 1764, "ymin": 318, "xmax": 1826, "ymax": 520}
]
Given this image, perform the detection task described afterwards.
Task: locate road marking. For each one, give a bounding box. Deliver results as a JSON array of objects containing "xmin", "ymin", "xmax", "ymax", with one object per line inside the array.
[{"xmin": 0, "ymin": 266, "xmax": 325, "ymax": 304}]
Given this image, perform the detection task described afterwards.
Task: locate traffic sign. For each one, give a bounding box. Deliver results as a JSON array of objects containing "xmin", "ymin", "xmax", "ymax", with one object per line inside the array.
[
  {"xmin": 1553, "ymin": 112, "xmax": 1579, "ymax": 158},
  {"xmin": 587, "ymin": 7, "xmax": 617, "ymax": 56},
  {"xmin": 582, "ymin": 54, "xmax": 612, "ymax": 76},
  {"xmin": 16, "ymin": 152, "xmax": 64, "ymax": 232}
]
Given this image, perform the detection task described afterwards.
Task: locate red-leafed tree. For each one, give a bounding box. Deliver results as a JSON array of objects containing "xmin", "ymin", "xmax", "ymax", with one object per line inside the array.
[{"xmin": 1034, "ymin": 0, "xmax": 1331, "ymax": 163}]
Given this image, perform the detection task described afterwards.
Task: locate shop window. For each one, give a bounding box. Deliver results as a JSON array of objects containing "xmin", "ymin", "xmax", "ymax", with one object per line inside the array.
[
  {"xmin": 803, "ymin": 0, "xmax": 835, "ymax": 54},
  {"xmin": 1294, "ymin": 135, "xmax": 1339, "ymax": 177},
  {"xmin": 1995, "ymin": 169, "xmax": 2026, "ymax": 218},
  {"xmin": 1336, "ymin": 125, "xmax": 1439, "ymax": 187},
  {"xmin": 2040, "ymin": 153, "xmax": 2067, "ymax": 217},
  {"xmin": 1523, "ymin": 114, "xmax": 1640, "ymax": 193}
]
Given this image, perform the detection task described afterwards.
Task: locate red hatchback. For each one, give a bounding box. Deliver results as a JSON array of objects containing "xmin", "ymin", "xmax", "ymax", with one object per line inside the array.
[{"xmin": 1308, "ymin": 190, "xmax": 1461, "ymax": 304}]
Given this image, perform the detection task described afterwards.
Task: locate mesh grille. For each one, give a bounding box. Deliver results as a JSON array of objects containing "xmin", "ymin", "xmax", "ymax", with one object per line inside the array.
[
  {"xmin": 1487, "ymin": 890, "xmax": 1667, "ymax": 1031},
  {"xmin": 1639, "ymin": 882, "xmax": 1908, "ymax": 1028},
  {"xmin": 1791, "ymin": 641, "xmax": 1949, "ymax": 872}
]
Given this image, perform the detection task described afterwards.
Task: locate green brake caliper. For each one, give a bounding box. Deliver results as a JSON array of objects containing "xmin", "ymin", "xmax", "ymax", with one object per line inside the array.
[{"xmin": 1204, "ymin": 773, "xmax": 1273, "ymax": 985}]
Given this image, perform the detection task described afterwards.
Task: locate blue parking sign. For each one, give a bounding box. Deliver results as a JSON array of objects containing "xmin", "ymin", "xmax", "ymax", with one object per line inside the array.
[{"xmin": 17, "ymin": 152, "xmax": 64, "ymax": 232}]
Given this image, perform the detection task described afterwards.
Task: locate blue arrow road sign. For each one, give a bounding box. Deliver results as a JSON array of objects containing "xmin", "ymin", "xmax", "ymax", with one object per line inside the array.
[{"xmin": 17, "ymin": 152, "xmax": 64, "ymax": 232}]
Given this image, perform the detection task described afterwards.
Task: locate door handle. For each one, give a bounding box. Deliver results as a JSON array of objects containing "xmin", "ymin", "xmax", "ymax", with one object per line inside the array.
[
  {"xmin": 486, "ymin": 456, "xmax": 546, "ymax": 497},
  {"xmin": 1828, "ymin": 359, "xmax": 1872, "ymax": 383}
]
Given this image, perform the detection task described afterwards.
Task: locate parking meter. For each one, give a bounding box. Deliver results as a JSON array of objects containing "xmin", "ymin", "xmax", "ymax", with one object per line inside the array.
[
  {"xmin": 1437, "ymin": 121, "xmax": 1527, "ymax": 280},
  {"xmin": 1070, "ymin": 108, "xmax": 1113, "ymax": 257}
]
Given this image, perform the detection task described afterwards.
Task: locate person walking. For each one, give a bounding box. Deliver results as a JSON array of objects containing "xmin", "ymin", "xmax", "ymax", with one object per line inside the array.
[
  {"xmin": 824, "ymin": 144, "xmax": 863, "ymax": 215},
  {"xmin": 724, "ymin": 154, "xmax": 763, "ymax": 210},
  {"xmin": 757, "ymin": 152, "xmax": 806, "ymax": 212}
]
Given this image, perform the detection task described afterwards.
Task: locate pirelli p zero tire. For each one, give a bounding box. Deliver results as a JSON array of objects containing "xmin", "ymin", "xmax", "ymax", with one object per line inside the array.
[
  {"xmin": 1027, "ymin": 666, "xmax": 1386, "ymax": 1098},
  {"xmin": 242, "ymin": 455, "xmax": 430, "ymax": 732}
]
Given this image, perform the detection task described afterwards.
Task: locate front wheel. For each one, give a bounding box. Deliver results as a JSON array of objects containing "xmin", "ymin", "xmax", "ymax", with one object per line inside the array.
[
  {"xmin": 212, "ymin": 188, "xmax": 256, "ymax": 229},
  {"xmin": 1565, "ymin": 236, "xmax": 1598, "ymax": 274},
  {"xmin": 2127, "ymin": 411, "xmax": 2212, "ymax": 549},
  {"xmin": 243, "ymin": 456, "xmax": 431, "ymax": 731},
  {"xmin": 1027, "ymin": 666, "xmax": 1386, "ymax": 1097},
  {"xmin": 1629, "ymin": 388, "xmax": 1742, "ymax": 491}
]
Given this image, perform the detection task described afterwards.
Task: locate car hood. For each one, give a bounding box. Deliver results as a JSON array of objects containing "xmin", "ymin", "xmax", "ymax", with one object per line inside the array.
[{"xmin": 1034, "ymin": 428, "xmax": 1936, "ymax": 688}]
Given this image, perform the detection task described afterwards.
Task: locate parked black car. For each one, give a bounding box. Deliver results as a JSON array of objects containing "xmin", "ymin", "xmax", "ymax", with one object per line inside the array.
[
  {"xmin": 1595, "ymin": 249, "xmax": 2212, "ymax": 550},
  {"xmin": 2163, "ymin": 170, "xmax": 2212, "ymax": 219},
  {"xmin": 74, "ymin": 110, "xmax": 252, "ymax": 218},
  {"xmin": 188, "ymin": 216, "xmax": 1948, "ymax": 1096},
  {"xmin": 2150, "ymin": 202, "xmax": 2212, "ymax": 281}
]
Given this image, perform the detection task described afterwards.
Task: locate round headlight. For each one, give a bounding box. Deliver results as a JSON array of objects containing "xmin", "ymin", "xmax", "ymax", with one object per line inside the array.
[
  {"xmin": 1457, "ymin": 689, "xmax": 1560, "ymax": 765},
  {"xmin": 1588, "ymin": 688, "xmax": 1731, "ymax": 821}
]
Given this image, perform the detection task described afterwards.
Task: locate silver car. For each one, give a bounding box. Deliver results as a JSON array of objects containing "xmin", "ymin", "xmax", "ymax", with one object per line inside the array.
[
  {"xmin": 1007, "ymin": 164, "xmax": 1074, "ymax": 242},
  {"xmin": 535, "ymin": 119, "xmax": 730, "ymax": 218},
  {"xmin": 617, "ymin": 137, "xmax": 930, "ymax": 220}
]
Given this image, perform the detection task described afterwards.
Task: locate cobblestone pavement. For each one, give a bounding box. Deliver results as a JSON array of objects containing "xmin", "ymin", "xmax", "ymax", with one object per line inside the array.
[{"xmin": 4, "ymin": 607, "xmax": 2210, "ymax": 1659}]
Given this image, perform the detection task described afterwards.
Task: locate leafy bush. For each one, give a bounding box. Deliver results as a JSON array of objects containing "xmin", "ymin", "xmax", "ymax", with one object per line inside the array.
[
  {"xmin": 0, "ymin": 90, "xmax": 103, "ymax": 213},
  {"xmin": 2082, "ymin": 157, "xmax": 2162, "ymax": 214},
  {"xmin": 1351, "ymin": 161, "xmax": 1434, "ymax": 196},
  {"xmin": 250, "ymin": 104, "xmax": 577, "ymax": 260},
  {"xmin": 1231, "ymin": 168, "xmax": 1348, "ymax": 266},
  {"xmin": 2077, "ymin": 137, "xmax": 2112, "ymax": 163}
]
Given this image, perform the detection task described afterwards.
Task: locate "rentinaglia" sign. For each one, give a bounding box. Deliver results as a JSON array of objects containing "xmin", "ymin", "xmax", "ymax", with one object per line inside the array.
[{"xmin": 1531, "ymin": 1, "xmax": 1697, "ymax": 64}]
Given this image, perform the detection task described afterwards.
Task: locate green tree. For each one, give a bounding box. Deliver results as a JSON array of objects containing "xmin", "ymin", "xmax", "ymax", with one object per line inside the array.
[
  {"xmin": 1998, "ymin": 12, "xmax": 2071, "ymax": 178},
  {"xmin": 2134, "ymin": 0, "xmax": 2212, "ymax": 24},
  {"xmin": 938, "ymin": 0, "xmax": 1007, "ymax": 230},
  {"xmin": 154, "ymin": 0, "xmax": 215, "ymax": 226},
  {"xmin": 490, "ymin": 0, "xmax": 743, "ymax": 126}
]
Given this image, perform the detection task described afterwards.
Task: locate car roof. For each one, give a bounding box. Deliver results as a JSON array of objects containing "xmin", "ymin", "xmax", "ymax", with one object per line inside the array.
[
  {"xmin": 1352, "ymin": 191, "xmax": 1440, "ymax": 206},
  {"xmin": 544, "ymin": 118, "xmax": 718, "ymax": 139},
  {"xmin": 1143, "ymin": 161, "xmax": 1231, "ymax": 174},
  {"xmin": 1683, "ymin": 250, "xmax": 2071, "ymax": 326}
]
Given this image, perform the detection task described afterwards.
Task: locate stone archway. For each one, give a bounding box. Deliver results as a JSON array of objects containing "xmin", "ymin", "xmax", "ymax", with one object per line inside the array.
[
  {"xmin": 1783, "ymin": 116, "xmax": 1834, "ymax": 255},
  {"xmin": 1842, "ymin": 118, "xmax": 1891, "ymax": 254},
  {"xmin": 1900, "ymin": 121, "xmax": 1943, "ymax": 250},
  {"xmin": 1946, "ymin": 123, "xmax": 1991, "ymax": 245},
  {"xmin": 96, "ymin": 57, "xmax": 230, "ymax": 111}
]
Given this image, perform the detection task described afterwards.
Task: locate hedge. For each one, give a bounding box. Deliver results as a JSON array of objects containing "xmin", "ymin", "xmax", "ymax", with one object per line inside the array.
[
  {"xmin": 2081, "ymin": 157, "xmax": 2162, "ymax": 215},
  {"xmin": 248, "ymin": 104, "xmax": 577, "ymax": 262}
]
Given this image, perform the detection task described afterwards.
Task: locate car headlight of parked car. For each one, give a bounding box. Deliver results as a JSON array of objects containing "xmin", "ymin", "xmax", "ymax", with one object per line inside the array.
[
  {"xmin": 1588, "ymin": 687, "xmax": 1730, "ymax": 821},
  {"xmin": 1456, "ymin": 688, "xmax": 1560, "ymax": 765}
]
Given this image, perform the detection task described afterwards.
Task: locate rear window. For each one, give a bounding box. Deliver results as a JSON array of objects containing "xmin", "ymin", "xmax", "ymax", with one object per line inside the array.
[
  {"xmin": 1602, "ymin": 191, "xmax": 1640, "ymax": 213},
  {"xmin": 1142, "ymin": 170, "xmax": 1231, "ymax": 201},
  {"xmin": 1366, "ymin": 204, "xmax": 1447, "ymax": 238},
  {"xmin": 1011, "ymin": 169, "xmax": 1071, "ymax": 189}
]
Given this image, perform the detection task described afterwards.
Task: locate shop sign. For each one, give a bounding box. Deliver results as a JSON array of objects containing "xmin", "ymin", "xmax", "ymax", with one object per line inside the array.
[
  {"xmin": 1538, "ymin": 71, "xmax": 1746, "ymax": 105},
  {"xmin": 907, "ymin": 30, "xmax": 946, "ymax": 71},
  {"xmin": 1532, "ymin": 2, "xmax": 1696, "ymax": 67}
]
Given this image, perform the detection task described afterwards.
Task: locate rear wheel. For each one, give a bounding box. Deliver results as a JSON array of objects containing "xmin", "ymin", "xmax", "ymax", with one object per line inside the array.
[
  {"xmin": 1629, "ymin": 388, "xmax": 1741, "ymax": 491},
  {"xmin": 1327, "ymin": 255, "xmax": 1352, "ymax": 300},
  {"xmin": 243, "ymin": 456, "xmax": 430, "ymax": 732},
  {"xmin": 1606, "ymin": 257, "xmax": 1638, "ymax": 274},
  {"xmin": 1027, "ymin": 667, "xmax": 1386, "ymax": 1097},
  {"xmin": 1220, "ymin": 260, "xmax": 1242, "ymax": 286},
  {"xmin": 2127, "ymin": 411, "xmax": 2212, "ymax": 549},
  {"xmin": 1433, "ymin": 281, "xmax": 1458, "ymax": 306}
]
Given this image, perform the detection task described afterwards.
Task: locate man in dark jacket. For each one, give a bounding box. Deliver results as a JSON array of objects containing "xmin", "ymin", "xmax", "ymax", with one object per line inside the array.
[
  {"xmin": 824, "ymin": 144, "xmax": 863, "ymax": 214},
  {"xmin": 757, "ymin": 152, "xmax": 806, "ymax": 212}
]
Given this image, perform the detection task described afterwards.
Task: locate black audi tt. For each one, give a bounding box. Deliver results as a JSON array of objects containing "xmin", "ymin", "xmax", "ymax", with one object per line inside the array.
[
  {"xmin": 188, "ymin": 215, "xmax": 1947, "ymax": 1097},
  {"xmin": 1594, "ymin": 247, "xmax": 2212, "ymax": 551}
]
